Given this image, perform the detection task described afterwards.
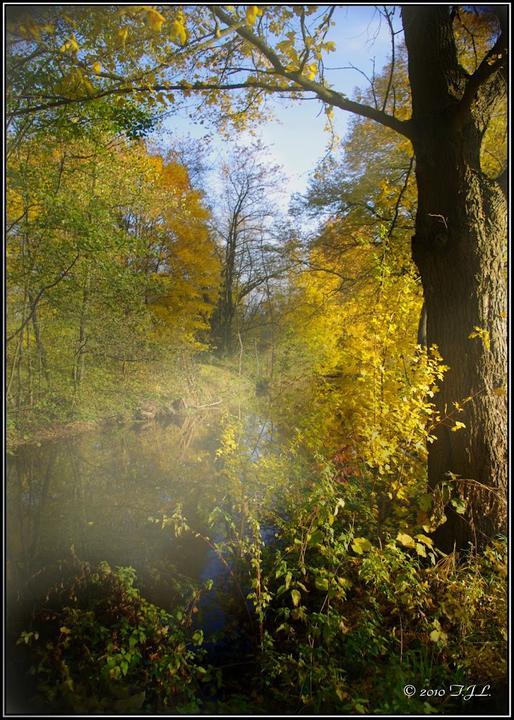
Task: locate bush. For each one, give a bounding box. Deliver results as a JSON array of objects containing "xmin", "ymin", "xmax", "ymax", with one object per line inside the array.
[{"xmin": 18, "ymin": 561, "xmax": 211, "ymax": 714}]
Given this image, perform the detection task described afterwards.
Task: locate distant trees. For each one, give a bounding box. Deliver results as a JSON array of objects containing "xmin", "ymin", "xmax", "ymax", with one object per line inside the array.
[
  {"xmin": 6, "ymin": 116, "xmax": 219, "ymax": 422},
  {"xmin": 209, "ymin": 144, "xmax": 289, "ymax": 356}
]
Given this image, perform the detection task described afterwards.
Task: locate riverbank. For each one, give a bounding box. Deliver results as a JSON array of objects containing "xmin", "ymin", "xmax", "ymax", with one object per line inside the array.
[
  {"xmin": 6, "ymin": 358, "xmax": 508, "ymax": 716},
  {"xmin": 7, "ymin": 359, "xmax": 257, "ymax": 451}
]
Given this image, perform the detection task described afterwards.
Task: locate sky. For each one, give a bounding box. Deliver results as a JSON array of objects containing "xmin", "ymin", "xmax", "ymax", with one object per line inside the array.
[{"xmin": 157, "ymin": 5, "xmax": 401, "ymax": 205}]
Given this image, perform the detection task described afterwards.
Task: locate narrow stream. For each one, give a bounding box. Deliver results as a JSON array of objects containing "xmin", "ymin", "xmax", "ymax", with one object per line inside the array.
[{"xmin": 6, "ymin": 410, "xmax": 271, "ymax": 712}]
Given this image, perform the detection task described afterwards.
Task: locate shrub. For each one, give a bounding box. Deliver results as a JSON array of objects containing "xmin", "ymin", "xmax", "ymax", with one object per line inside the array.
[{"xmin": 18, "ymin": 561, "xmax": 211, "ymax": 714}]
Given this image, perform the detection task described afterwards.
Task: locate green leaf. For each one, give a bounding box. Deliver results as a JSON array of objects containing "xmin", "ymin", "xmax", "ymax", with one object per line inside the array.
[
  {"xmin": 451, "ymin": 497, "xmax": 467, "ymax": 515},
  {"xmin": 291, "ymin": 589, "xmax": 301, "ymax": 607},
  {"xmin": 314, "ymin": 577, "xmax": 329, "ymax": 591},
  {"xmin": 309, "ymin": 530, "xmax": 323, "ymax": 545},
  {"xmin": 351, "ymin": 537, "xmax": 372, "ymax": 555}
]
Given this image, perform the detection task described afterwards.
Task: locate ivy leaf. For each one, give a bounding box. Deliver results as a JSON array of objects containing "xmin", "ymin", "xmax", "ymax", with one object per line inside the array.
[{"xmin": 415, "ymin": 542, "xmax": 427, "ymax": 557}]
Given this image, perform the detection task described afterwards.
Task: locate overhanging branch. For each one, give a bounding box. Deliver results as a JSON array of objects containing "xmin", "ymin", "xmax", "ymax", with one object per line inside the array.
[{"xmin": 212, "ymin": 6, "xmax": 413, "ymax": 139}]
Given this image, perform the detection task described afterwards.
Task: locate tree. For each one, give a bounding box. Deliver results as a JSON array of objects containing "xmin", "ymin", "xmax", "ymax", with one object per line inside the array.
[
  {"xmin": 398, "ymin": 6, "xmax": 507, "ymax": 551},
  {"xmin": 207, "ymin": 5, "xmax": 508, "ymax": 551},
  {"xmin": 6, "ymin": 118, "xmax": 219, "ymax": 422},
  {"xmin": 209, "ymin": 144, "xmax": 288, "ymax": 355},
  {"xmin": 6, "ymin": 5, "xmax": 507, "ymax": 549}
]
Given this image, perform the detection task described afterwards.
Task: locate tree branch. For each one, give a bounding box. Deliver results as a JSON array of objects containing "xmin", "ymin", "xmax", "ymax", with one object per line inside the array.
[
  {"xmin": 212, "ymin": 6, "xmax": 413, "ymax": 139},
  {"xmin": 7, "ymin": 254, "xmax": 80, "ymax": 342},
  {"xmin": 456, "ymin": 23, "xmax": 507, "ymax": 120}
]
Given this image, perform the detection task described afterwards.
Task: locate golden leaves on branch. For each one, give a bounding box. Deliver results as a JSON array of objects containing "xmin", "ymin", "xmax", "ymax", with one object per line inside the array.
[
  {"xmin": 170, "ymin": 11, "xmax": 188, "ymax": 45},
  {"xmin": 59, "ymin": 34, "xmax": 79, "ymax": 54},
  {"xmin": 117, "ymin": 27, "xmax": 129, "ymax": 47},
  {"xmin": 246, "ymin": 5, "xmax": 263, "ymax": 26},
  {"xmin": 55, "ymin": 68, "xmax": 95, "ymax": 97},
  {"xmin": 143, "ymin": 7, "xmax": 166, "ymax": 32}
]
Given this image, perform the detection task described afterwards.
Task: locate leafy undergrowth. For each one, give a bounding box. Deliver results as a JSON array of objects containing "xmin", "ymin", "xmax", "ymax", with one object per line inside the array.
[
  {"xmin": 18, "ymin": 522, "xmax": 506, "ymax": 715},
  {"xmin": 255, "ymin": 489, "xmax": 507, "ymax": 715},
  {"xmin": 7, "ymin": 358, "xmax": 251, "ymax": 450},
  {"xmin": 13, "ymin": 348, "xmax": 507, "ymax": 715},
  {"xmin": 16, "ymin": 562, "xmax": 212, "ymax": 714}
]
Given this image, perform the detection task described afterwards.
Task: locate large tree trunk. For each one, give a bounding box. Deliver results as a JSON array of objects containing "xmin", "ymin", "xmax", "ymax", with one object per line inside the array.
[{"xmin": 403, "ymin": 6, "xmax": 507, "ymax": 551}]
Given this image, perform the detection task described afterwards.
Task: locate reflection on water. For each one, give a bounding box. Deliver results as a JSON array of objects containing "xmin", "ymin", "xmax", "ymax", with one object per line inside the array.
[
  {"xmin": 6, "ymin": 413, "xmax": 243, "ymax": 633},
  {"xmin": 6, "ymin": 409, "xmax": 278, "ymax": 711}
]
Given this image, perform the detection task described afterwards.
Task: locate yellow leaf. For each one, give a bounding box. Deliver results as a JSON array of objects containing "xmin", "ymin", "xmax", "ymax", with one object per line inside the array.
[
  {"xmin": 468, "ymin": 326, "xmax": 490, "ymax": 350},
  {"xmin": 118, "ymin": 27, "xmax": 129, "ymax": 45},
  {"xmin": 429, "ymin": 628, "xmax": 448, "ymax": 644},
  {"xmin": 291, "ymin": 589, "xmax": 301, "ymax": 607},
  {"xmin": 415, "ymin": 542, "xmax": 427, "ymax": 557},
  {"xmin": 351, "ymin": 537, "xmax": 372, "ymax": 555},
  {"xmin": 60, "ymin": 34, "xmax": 79, "ymax": 54},
  {"xmin": 396, "ymin": 532, "xmax": 416, "ymax": 549},
  {"xmin": 92, "ymin": 61, "xmax": 102, "ymax": 74},
  {"xmin": 143, "ymin": 7, "xmax": 166, "ymax": 32},
  {"xmin": 246, "ymin": 5, "xmax": 263, "ymax": 25},
  {"xmin": 305, "ymin": 63, "xmax": 317, "ymax": 80},
  {"xmin": 451, "ymin": 421, "xmax": 466, "ymax": 432},
  {"xmin": 170, "ymin": 19, "xmax": 187, "ymax": 45}
]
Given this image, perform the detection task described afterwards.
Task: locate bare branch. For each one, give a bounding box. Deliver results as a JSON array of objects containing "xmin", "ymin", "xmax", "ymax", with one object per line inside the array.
[{"xmin": 380, "ymin": 7, "xmax": 396, "ymax": 113}]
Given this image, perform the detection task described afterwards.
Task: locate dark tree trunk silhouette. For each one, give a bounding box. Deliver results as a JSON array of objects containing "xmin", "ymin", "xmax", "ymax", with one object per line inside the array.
[{"xmin": 402, "ymin": 6, "xmax": 507, "ymax": 550}]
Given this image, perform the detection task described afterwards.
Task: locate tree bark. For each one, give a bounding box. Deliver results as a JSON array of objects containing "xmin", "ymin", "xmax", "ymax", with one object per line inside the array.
[
  {"xmin": 30, "ymin": 297, "xmax": 49, "ymax": 385},
  {"xmin": 403, "ymin": 6, "xmax": 507, "ymax": 550},
  {"xmin": 73, "ymin": 266, "xmax": 90, "ymax": 393}
]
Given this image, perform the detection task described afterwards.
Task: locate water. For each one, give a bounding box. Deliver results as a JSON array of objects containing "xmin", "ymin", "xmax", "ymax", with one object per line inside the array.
[{"xmin": 6, "ymin": 411, "xmax": 269, "ymax": 711}]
